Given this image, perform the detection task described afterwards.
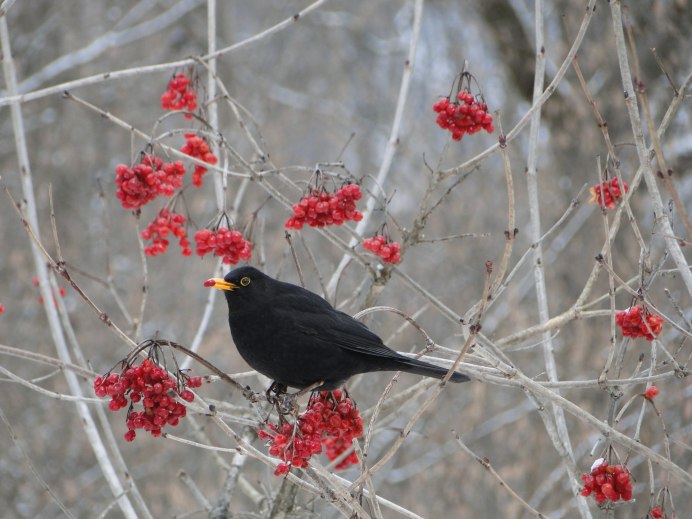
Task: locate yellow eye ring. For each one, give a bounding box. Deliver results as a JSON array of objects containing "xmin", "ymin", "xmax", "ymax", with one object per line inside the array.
[{"xmin": 240, "ymin": 277, "xmax": 251, "ymax": 287}]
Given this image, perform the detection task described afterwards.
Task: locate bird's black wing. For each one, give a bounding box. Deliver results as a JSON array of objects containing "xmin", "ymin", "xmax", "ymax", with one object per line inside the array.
[{"xmin": 273, "ymin": 287, "xmax": 406, "ymax": 359}]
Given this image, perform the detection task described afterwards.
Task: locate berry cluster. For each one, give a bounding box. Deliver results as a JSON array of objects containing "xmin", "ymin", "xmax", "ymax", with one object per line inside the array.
[
  {"xmin": 363, "ymin": 235, "xmax": 401, "ymax": 264},
  {"xmin": 160, "ymin": 73, "xmax": 198, "ymax": 119},
  {"xmin": 258, "ymin": 390, "xmax": 364, "ymax": 476},
  {"xmin": 258, "ymin": 421, "xmax": 321, "ymax": 476},
  {"xmin": 644, "ymin": 385, "xmax": 659, "ymax": 400},
  {"xmin": 115, "ymin": 155, "xmax": 186, "ymax": 210},
  {"xmin": 180, "ymin": 133, "xmax": 218, "ymax": 187},
  {"xmin": 285, "ymin": 184, "xmax": 363, "ymax": 230},
  {"xmin": 581, "ymin": 459, "xmax": 633, "ymax": 503},
  {"xmin": 309, "ymin": 390, "xmax": 363, "ymax": 470},
  {"xmin": 433, "ymin": 91, "xmax": 494, "ymax": 141},
  {"xmin": 616, "ymin": 306, "xmax": 663, "ymax": 341},
  {"xmin": 194, "ymin": 228, "xmax": 253, "ymax": 264},
  {"xmin": 589, "ymin": 178, "xmax": 629, "ymax": 209},
  {"xmin": 0, "ymin": 304, "xmax": 5, "ymax": 314},
  {"xmin": 650, "ymin": 507, "xmax": 665, "ymax": 518},
  {"xmin": 94, "ymin": 358, "xmax": 202, "ymax": 441},
  {"xmin": 142, "ymin": 209, "xmax": 192, "ymax": 257}
]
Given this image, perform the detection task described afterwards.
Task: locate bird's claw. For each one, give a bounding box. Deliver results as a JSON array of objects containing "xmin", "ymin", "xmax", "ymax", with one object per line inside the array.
[{"xmin": 265, "ymin": 381, "xmax": 325, "ymax": 418}]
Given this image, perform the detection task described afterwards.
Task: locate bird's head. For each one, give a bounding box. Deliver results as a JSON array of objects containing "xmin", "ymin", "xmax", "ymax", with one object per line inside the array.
[{"xmin": 204, "ymin": 266, "xmax": 267, "ymax": 303}]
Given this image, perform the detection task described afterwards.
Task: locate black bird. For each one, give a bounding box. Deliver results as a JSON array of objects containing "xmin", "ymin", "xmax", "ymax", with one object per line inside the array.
[{"xmin": 206, "ymin": 266, "xmax": 468, "ymax": 390}]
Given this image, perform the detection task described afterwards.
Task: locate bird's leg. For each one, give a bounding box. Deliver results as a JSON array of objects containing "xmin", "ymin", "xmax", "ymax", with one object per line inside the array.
[
  {"xmin": 290, "ymin": 381, "xmax": 325, "ymax": 399},
  {"xmin": 281, "ymin": 381, "xmax": 325, "ymax": 414},
  {"xmin": 275, "ymin": 381, "xmax": 324, "ymax": 418},
  {"xmin": 264, "ymin": 382, "xmax": 295, "ymax": 422},
  {"xmin": 265, "ymin": 381, "xmax": 288, "ymax": 405}
]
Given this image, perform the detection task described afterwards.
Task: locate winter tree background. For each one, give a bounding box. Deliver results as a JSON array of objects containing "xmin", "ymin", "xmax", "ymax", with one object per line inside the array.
[{"xmin": 0, "ymin": 1, "xmax": 690, "ymax": 517}]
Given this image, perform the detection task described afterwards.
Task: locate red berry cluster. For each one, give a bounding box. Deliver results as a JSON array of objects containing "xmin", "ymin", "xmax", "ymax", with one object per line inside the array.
[
  {"xmin": 362, "ymin": 235, "xmax": 401, "ymax": 264},
  {"xmin": 33, "ymin": 276, "xmax": 66, "ymax": 305},
  {"xmin": 0, "ymin": 304, "xmax": 5, "ymax": 314},
  {"xmin": 115, "ymin": 155, "xmax": 186, "ymax": 210},
  {"xmin": 644, "ymin": 385, "xmax": 659, "ymax": 400},
  {"xmin": 589, "ymin": 178, "xmax": 629, "ymax": 209},
  {"xmin": 194, "ymin": 228, "xmax": 253, "ymax": 264},
  {"xmin": 285, "ymin": 184, "xmax": 363, "ymax": 230},
  {"xmin": 180, "ymin": 133, "xmax": 218, "ymax": 187},
  {"xmin": 257, "ymin": 390, "xmax": 364, "ymax": 476},
  {"xmin": 160, "ymin": 73, "xmax": 198, "ymax": 119},
  {"xmin": 94, "ymin": 358, "xmax": 202, "ymax": 442},
  {"xmin": 142, "ymin": 209, "xmax": 192, "ymax": 257},
  {"xmin": 615, "ymin": 306, "xmax": 664, "ymax": 341},
  {"xmin": 433, "ymin": 91, "xmax": 494, "ymax": 141},
  {"xmin": 580, "ymin": 459, "xmax": 633, "ymax": 503},
  {"xmin": 310, "ymin": 390, "xmax": 363, "ymax": 470},
  {"xmin": 650, "ymin": 507, "xmax": 665, "ymax": 518},
  {"xmin": 258, "ymin": 421, "xmax": 321, "ymax": 476}
]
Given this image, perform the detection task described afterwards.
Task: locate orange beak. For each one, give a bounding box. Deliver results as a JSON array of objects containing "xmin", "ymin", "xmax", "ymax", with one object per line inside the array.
[{"xmin": 204, "ymin": 278, "xmax": 238, "ymax": 291}]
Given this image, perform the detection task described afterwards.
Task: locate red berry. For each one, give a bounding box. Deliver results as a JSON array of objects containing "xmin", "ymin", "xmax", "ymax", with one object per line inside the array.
[
  {"xmin": 285, "ymin": 185, "xmax": 363, "ymax": 230},
  {"xmin": 589, "ymin": 177, "xmax": 629, "ymax": 209},
  {"xmin": 180, "ymin": 133, "xmax": 217, "ymax": 187},
  {"xmin": 194, "ymin": 228, "xmax": 253, "ymax": 265},
  {"xmin": 115, "ymin": 155, "xmax": 185, "ymax": 210},
  {"xmin": 434, "ymin": 88, "xmax": 493, "ymax": 141},
  {"xmin": 93, "ymin": 358, "xmax": 201, "ymax": 441},
  {"xmin": 258, "ymin": 390, "xmax": 363, "ymax": 476},
  {"xmin": 161, "ymin": 73, "xmax": 198, "ymax": 118},
  {"xmin": 580, "ymin": 461, "xmax": 632, "ymax": 504},
  {"xmin": 179, "ymin": 389, "xmax": 195, "ymax": 402},
  {"xmin": 362, "ymin": 234, "xmax": 402, "ymax": 264},
  {"xmin": 644, "ymin": 385, "xmax": 659, "ymax": 400},
  {"xmin": 615, "ymin": 306, "xmax": 663, "ymax": 341},
  {"xmin": 142, "ymin": 209, "xmax": 191, "ymax": 258}
]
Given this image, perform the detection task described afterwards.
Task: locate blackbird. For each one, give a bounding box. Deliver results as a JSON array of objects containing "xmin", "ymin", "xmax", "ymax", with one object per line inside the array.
[{"xmin": 206, "ymin": 266, "xmax": 468, "ymax": 390}]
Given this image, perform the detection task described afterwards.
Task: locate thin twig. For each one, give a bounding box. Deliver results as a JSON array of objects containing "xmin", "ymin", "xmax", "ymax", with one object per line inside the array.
[
  {"xmin": 454, "ymin": 430, "xmax": 547, "ymax": 518},
  {"xmin": 325, "ymin": 0, "xmax": 425, "ymax": 296}
]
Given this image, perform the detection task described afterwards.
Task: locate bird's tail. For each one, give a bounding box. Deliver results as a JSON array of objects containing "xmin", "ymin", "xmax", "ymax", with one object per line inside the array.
[{"xmin": 396, "ymin": 357, "xmax": 469, "ymax": 383}]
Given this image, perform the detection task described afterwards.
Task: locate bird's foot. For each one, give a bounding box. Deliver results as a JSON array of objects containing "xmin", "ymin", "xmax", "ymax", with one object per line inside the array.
[
  {"xmin": 266, "ymin": 381, "xmax": 288, "ymax": 401},
  {"xmin": 265, "ymin": 382, "xmax": 299, "ymax": 417},
  {"xmin": 266, "ymin": 381, "xmax": 325, "ymax": 418}
]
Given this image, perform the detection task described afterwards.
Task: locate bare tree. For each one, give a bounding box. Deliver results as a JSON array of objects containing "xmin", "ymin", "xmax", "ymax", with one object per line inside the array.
[{"xmin": 0, "ymin": 1, "xmax": 690, "ymax": 517}]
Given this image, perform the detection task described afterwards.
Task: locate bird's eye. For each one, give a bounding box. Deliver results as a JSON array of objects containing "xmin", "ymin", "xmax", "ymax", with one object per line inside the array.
[{"xmin": 240, "ymin": 277, "xmax": 251, "ymax": 287}]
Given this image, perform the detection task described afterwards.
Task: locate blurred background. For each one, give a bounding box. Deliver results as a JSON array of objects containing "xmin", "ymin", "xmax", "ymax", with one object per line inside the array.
[{"xmin": 0, "ymin": 1, "xmax": 690, "ymax": 517}]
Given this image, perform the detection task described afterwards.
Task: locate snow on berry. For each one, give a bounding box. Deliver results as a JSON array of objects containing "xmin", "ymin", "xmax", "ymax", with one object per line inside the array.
[
  {"xmin": 589, "ymin": 177, "xmax": 629, "ymax": 209},
  {"xmin": 285, "ymin": 184, "xmax": 363, "ymax": 230},
  {"xmin": 142, "ymin": 209, "xmax": 192, "ymax": 257},
  {"xmin": 180, "ymin": 133, "xmax": 218, "ymax": 187},
  {"xmin": 94, "ymin": 358, "xmax": 202, "ymax": 441},
  {"xmin": 115, "ymin": 154, "xmax": 186, "ymax": 210},
  {"xmin": 259, "ymin": 390, "xmax": 363, "ymax": 476},
  {"xmin": 644, "ymin": 385, "xmax": 659, "ymax": 400},
  {"xmin": 194, "ymin": 227, "xmax": 253, "ymax": 265},
  {"xmin": 433, "ymin": 89, "xmax": 494, "ymax": 141},
  {"xmin": 615, "ymin": 306, "xmax": 663, "ymax": 341},
  {"xmin": 161, "ymin": 73, "xmax": 198, "ymax": 119},
  {"xmin": 580, "ymin": 460, "xmax": 633, "ymax": 503},
  {"xmin": 363, "ymin": 234, "xmax": 401, "ymax": 264},
  {"xmin": 590, "ymin": 457, "xmax": 606, "ymax": 473}
]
